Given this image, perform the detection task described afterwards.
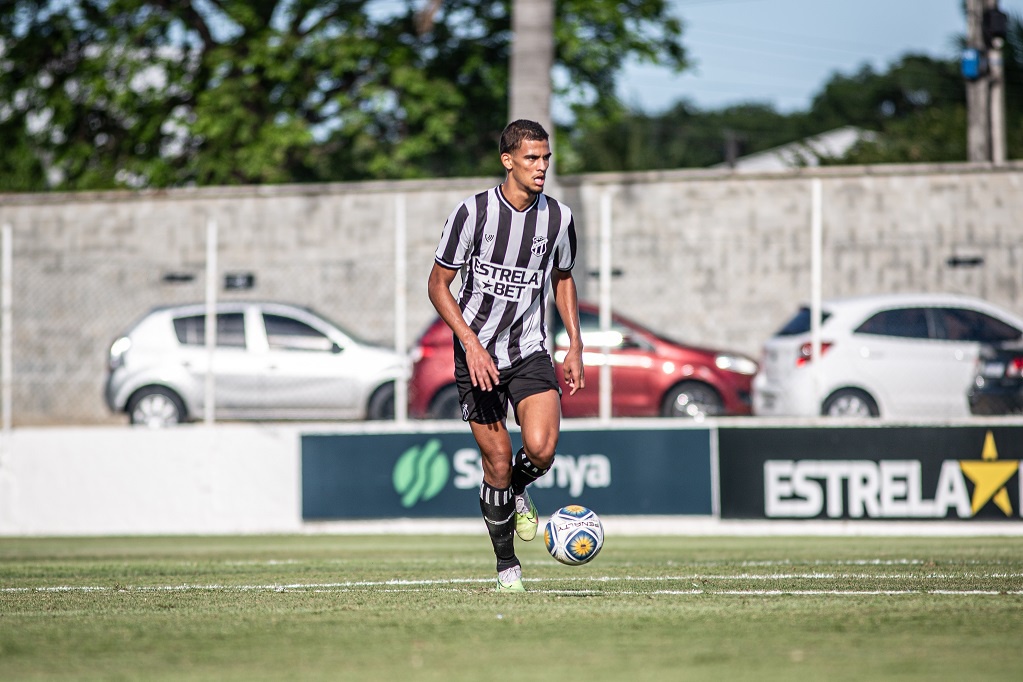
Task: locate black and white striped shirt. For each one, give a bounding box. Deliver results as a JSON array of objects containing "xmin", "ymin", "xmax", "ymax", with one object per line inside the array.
[{"xmin": 434, "ymin": 186, "xmax": 577, "ymax": 369}]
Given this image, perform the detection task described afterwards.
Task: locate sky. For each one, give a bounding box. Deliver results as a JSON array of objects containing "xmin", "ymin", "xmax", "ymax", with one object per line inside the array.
[{"xmin": 617, "ymin": 0, "xmax": 1023, "ymax": 114}]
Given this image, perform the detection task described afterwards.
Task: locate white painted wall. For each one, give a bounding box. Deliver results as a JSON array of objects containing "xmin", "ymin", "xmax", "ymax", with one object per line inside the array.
[{"xmin": 0, "ymin": 425, "xmax": 303, "ymax": 536}]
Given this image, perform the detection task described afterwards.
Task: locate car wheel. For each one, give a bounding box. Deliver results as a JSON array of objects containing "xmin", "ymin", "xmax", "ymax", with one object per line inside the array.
[
  {"xmin": 127, "ymin": 387, "xmax": 186, "ymax": 427},
  {"xmin": 822, "ymin": 388, "xmax": 879, "ymax": 417},
  {"xmin": 366, "ymin": 383, "xmax": 396, "ymax": 420},
  {"xmin": 662, "ymin": 381, "xmax": 723, "ymax": 418},
  {"xmin": 429, "ymin": 385, "xmax": 463, "ymax": 420}
]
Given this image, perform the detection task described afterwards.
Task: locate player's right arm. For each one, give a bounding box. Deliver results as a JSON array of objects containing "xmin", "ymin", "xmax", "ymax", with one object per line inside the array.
[{"xmin": 427, "ymin": 262, "xmax": 500, "ymax": 392}]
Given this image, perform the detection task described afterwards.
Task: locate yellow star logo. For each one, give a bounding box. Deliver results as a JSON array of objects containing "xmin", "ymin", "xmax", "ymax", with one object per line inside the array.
[{"xmin": 959, "ymin": 431, "xmax": 1019, "ymax": 516}]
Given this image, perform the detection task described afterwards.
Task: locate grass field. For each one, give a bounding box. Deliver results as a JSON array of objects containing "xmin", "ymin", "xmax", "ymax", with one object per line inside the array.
[{"xmin": 2, "ymin": 532, "xmax": 1022, "ymax": 681}]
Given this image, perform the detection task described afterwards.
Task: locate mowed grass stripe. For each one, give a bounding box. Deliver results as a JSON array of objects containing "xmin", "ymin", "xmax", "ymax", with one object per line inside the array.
[
  {"xmin": 4, "ymin": 571, "xmax": 1022, "ymax": 593},
  {"xmin": 3, "ymin": 535, "xmax": 1023, "ymax": 681}
]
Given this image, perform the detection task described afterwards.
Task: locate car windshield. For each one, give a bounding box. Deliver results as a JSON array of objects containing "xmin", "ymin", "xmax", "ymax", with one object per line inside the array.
[{"xmin": 774, "ymin": 307, "xmax": 831, "ymax": 336}]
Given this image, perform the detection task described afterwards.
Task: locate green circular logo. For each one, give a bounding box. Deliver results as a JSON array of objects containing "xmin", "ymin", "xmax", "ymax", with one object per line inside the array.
[{"xmin": 393, "ymin": 439, "xmax": 450, "ymax": 508}]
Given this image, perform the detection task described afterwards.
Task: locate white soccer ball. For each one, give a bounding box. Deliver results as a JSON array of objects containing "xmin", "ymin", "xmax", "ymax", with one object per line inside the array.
[{"xmin": 544, "ymin": 505, "xmax": 604, "ymax": 566}]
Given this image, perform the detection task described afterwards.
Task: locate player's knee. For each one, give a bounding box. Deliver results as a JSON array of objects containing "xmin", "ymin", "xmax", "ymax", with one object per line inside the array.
[{"xmin": 522, "ymin": 439, "xmax": 557, "ymax": 470}]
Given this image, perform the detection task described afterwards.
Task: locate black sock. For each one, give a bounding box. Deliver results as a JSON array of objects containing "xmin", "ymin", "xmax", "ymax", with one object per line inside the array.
[
  {"xmin": 510, "ymin": 448, "xmax": 552, "ymax": 495},
  {"xmin": 479, "ymin": 481, "xmax": 517, "ymax": 571}
]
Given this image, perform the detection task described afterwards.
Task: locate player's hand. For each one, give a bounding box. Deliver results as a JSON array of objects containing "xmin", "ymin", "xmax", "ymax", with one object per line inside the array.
[
  {"xmin": 562, "ymin": 347, "xmax": 585, "ymax": 396},
  {"xmin": 465, "ymin": 341, "xmax": 500, "ymax": 391}
]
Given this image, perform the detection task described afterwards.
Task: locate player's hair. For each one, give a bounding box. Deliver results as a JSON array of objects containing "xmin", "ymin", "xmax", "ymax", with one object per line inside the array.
[{"xmin": 499, "ymin": 120, "xmax": 549, "ymax": 154}]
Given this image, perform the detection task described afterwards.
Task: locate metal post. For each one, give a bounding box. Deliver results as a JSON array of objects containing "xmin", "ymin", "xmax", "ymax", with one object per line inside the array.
[
  {"xmin": 394, "ymin": 194, "xmax": 409, "ymax": 422},
  {"xmin": 599, "ymin": 190, "xmax": 613, "ymax": 422},
  {"xmin": 1, "ymin": 224, "xmax": 12, "ymax": 439},
  {"xmin": 204, "ymin": 219, "xmax": 218, "ymax": 426},
  {"xmin": 810, "ymin": 179, "xmax": 823, "ymax": 409}
]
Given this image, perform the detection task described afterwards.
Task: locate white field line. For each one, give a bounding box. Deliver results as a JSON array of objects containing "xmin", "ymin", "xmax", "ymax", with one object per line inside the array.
[
  {"xmin": 169, "ymin": 558, "xmax": 1017, "ymax": 569},
  {"xmin": 4, "ymin": 573, "xmax": 1022, "ymax": 594}
]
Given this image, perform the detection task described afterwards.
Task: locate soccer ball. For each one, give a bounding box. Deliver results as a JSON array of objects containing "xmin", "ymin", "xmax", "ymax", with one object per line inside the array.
[{"xmin": 544, "ymin": 505, "xmax": 604, "ymax": 566}]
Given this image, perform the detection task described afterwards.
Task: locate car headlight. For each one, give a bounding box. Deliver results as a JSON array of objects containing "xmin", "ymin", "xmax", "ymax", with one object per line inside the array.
[
  {"xmin": 714, "ymin": 353, "xmax": 758, "ymax": 375},
  {"xmin": 108, "ymin": 336, "xmax": 132, "ymax": 370}
]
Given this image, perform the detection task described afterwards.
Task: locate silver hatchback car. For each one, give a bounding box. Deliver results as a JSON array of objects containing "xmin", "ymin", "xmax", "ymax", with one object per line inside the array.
[
  {"xmin": 105, "ymin": 301, "xmax": 408, "ymax": 427},
  {"xmin": 753, "ymin": 293, "xmax": 1023, "ymax": 419}
]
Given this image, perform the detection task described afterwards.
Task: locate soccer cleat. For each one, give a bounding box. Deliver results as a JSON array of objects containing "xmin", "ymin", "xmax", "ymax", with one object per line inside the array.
[
  {"xmin": 496, "ymin": 565, "xmax": 525, "ymax": 592},
  {"xmin": 514, "ymin": 489, "xmax": 539, "ymax": 541}
]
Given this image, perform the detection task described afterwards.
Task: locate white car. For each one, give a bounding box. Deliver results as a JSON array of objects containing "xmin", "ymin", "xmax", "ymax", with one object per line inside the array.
[
  {"xmin": 753, "ymin": 293, "xmax": 1023, "ymax": 419},
  {"xmin": 105, "ymin": 301, "xmax": 408, "ymax": 427}
]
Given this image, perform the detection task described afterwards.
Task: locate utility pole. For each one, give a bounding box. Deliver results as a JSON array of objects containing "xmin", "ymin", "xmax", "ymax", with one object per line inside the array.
[
  {"xmin": 509, "ymin": 0, "xmax": 554, "ymax": 137},
  {"xmin": 987, "ymin": 0, "xmax": 1007, "ymax": 165},
  {"xmin": 964, "ymin": 0, "xmax": 1008, "ymax": 164},
  {"xmin": 966, "ymin": 0, "xmax": 990, "ymax": 162}
]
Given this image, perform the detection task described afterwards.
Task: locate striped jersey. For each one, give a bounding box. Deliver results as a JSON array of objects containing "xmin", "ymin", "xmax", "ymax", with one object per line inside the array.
[{"xmin": 434, "ymin": 186, "xmax": 578, "ymax": 369}]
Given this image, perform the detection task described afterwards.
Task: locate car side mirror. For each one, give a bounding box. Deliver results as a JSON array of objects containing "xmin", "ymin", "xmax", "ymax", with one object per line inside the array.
[{"xmin": 620, "ymin": 332, "xmax": 644, "ymax": 349}]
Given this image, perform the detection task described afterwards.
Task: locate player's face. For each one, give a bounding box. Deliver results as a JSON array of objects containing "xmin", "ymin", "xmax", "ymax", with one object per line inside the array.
[{"xmin": 502, "ymin": 139, "xmax": 552, "ymax": 195}]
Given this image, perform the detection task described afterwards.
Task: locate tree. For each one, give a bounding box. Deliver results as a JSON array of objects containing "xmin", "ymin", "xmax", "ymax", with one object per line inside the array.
[
  {"xmin": 560, "ymin": 100, "xmax": 809, "ymax": 173},
  {"xmin": 1002, "ymin": 11, "xmax": 1023, "ymax": 159},
  {"xmin": 808, "ymin": 54, "xmax": 968, "ymax": 164},
  {"xmin": 0, "ymin": 0, "xmax": 687, "ymax": 191},
  {"xmin": 564, "ymin": 9, "xmax": 1023, "ymax": 173},
  {"xmin": 830, "ymin": 12, "xmax": 1023, "ymax": 164}
]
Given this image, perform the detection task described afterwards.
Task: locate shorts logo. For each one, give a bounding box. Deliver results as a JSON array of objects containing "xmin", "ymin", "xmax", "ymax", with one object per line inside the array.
[
  {"xmin": 461, "ymin": 402, "xmax": 470, "ymax": 421},
  {"xmin": 531, "ymin": 236, "xmax": 548, "ymax": 257}
]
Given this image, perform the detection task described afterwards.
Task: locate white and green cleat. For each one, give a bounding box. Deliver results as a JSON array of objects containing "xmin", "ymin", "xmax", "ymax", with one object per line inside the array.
[
  {"xmin": 496, "ymin": 565, "xmax": 525, "ymax": 592},
  {"xmin": 514, "ymin": 490, "xmax": 539, "ymax": 541}
]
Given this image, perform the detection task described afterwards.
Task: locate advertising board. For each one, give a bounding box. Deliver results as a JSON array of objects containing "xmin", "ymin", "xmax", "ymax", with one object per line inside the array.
[
  {"xmin": 301, "ymin": 428, "xmax": 712, "ymax": 519},
  {"xmin": 718, "ymin": 426, "xmax": 1022, "ymax": 521}
]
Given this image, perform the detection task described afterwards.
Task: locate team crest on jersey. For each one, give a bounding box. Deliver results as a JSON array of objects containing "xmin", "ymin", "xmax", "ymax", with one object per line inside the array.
[
  {"xmin": 531, "ymin": 236, "xmax": 548, "ymax": 257},
  {"xmin": 484, "ymin": 233, "xmax": 495, "ymax": 242}
]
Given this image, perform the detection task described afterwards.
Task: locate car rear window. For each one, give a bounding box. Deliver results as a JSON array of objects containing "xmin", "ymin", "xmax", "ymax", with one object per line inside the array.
[
  {"xmin": 933, "ymin": 308, "xmax": 1022, "ymax": 343},
  {"xmin": 173, "ymin": 313, "xmax": 246, "ymax": 348},
  {"xmin": 855, "ymin": 308, "xmax": 929, "ymax": 339},
  {"xmin": 774, "ymin": 307, "xmax": 831, "ymax": 336}
]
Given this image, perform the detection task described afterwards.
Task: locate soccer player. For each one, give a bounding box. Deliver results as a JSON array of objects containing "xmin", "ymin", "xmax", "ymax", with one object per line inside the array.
[{"xmin": 427, "ymin": 119, "xmax": 585, "ymax": 592}]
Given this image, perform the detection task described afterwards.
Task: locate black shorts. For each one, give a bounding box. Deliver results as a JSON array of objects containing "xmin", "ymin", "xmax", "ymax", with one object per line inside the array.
[{"xmin": 453, "ymin": 346, "xmax": 561, "ymax": 424}]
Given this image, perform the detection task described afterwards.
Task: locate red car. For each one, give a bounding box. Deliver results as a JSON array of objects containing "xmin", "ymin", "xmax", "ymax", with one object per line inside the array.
[{"xmin": 408, "ymin": 302, "xmax": 757, "ymax": 419}]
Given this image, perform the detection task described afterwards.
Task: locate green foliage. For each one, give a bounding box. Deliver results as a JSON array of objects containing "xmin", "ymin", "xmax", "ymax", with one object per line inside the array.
[
  {"xmin": 1002, "ymin": 11, "xmax": 1023, "ymax": 160},
  {"xmin": 556, "ymin": 0, "xmax": 685, "ymax": 111},
  {"xmin": 0, "ymin": 0, "xmax": 686, "ymax": 191},
  {"xmin": 561, "ymin": 100, "xmax": 815, "ymax": 173},
  {"xmin": 567, "ymin": 13, "xmax": 1023, "ymax": 172},
  {"xmin": 5, "ymin": 1, "xmax": 1020, "ymax": 186},
  {"xmin": 809, "ymin": 54, "xmax": 968, "ymax": 165}
]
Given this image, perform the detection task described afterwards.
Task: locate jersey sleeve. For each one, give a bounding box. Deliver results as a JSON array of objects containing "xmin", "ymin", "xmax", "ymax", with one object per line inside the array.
[
  {"xmin": 554, "ymin": 214, "xmax": 577, "ymax": 271},
  {"xmin": 434, "ymin": 200, "xmax": 473, "ymax": 269}
]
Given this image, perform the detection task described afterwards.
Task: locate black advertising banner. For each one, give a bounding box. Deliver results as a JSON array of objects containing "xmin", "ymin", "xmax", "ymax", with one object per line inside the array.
[
  {"xmin": 301, "ymin": 428, "xmax": 712, "ymax": 519},
  {"xmin": 718, "ymin": 426, "xmax": 1023, "ymax": 520}
]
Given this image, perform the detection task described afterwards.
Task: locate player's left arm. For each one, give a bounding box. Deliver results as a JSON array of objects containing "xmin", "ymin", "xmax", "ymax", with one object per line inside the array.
[{"xmin": 552, "ymin": 268, "xmax": 585, "ymax": 396}]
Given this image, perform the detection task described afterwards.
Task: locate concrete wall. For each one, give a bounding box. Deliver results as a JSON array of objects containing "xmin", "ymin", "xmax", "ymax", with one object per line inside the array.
[{"xmin": 2, "ymin": 162, "xmax": 1022, "ymax": 424}]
